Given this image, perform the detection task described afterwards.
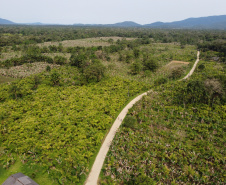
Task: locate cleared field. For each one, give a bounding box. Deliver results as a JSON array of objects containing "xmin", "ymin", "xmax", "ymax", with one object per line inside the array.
[
  {"xmin": 164, "ymin": 60, "xmax": 189, "ymax": 69},
  {"xmin": 0, "ymin": 52, "xmax": 22, "ymax": 62},
  {"xmin": 37, "ymin": 37, "xmax": 135, "ymax": 48},
  {"xmin": 0, "ymin": 62, "xmax": 59, "ymax": 78}
]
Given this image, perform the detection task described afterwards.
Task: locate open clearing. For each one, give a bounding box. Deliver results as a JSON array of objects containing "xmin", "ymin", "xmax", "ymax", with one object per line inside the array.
[
  {"xmin": 168, "ymin": 60, "xmax": 190, "ymax": 65},
  {"xmin": 0, "ymin": 62, "xmax": 59, "ymax": 78},
  {"xmin": 163, "ymin": 60, "xmax": 190, "ymax": 69},
  {"xmin": 37, "ymin": 37, "xmax": 135, "ymax": 48}
]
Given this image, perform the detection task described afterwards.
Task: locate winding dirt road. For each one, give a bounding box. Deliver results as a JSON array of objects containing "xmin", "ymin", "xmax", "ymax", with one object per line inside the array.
[
  {"xmin": 180, "ymin": 51, "xmax": 200, "ymax": 80},
  {"xmin": 85, "ymin": 51, "xmax": 200, "ymax": 185}
]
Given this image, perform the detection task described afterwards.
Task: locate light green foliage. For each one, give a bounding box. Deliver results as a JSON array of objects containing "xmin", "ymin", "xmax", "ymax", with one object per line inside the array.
[
  {"xmin": 101, "ymin": 61, "xmax": 225, "ymax": 184},
  {"xmin": 0, "ymin": 72, "xmax": 149, "ymax": 184}
]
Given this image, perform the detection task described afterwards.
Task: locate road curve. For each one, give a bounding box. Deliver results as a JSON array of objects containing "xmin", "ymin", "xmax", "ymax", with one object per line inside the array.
[
  {"xmin": 85, "ymin": 51, "xmax": 200, "ymax": 185},
  {"xmin": 180, "ymin": 51, "xmax": 200, "ymax": 80}
]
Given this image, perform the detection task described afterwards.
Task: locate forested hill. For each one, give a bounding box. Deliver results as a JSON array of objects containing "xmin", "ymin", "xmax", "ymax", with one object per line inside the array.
[
  {"xmin": 1, "ymin": 15, "xmax": 226, "ymax": 29},
  {"xmin": 0, "ymin": 18, "xmax": 15, "ymax": 25},
  {"xmin": 145, "ymin": 15, "xmax": 226, "ymax": 29},
  {"xmin": 74, "ymin": 15, "xmax": 226, "ymax": 29}
]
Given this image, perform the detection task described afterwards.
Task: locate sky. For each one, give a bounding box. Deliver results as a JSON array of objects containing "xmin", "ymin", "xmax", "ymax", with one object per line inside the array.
[{"xmin": 0, "ymin": 0, "xmax": 225, "ymax": 25}]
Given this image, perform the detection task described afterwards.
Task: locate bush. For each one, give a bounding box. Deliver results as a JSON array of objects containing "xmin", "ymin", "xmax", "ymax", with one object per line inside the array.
[
  {"xmin": 204, "ymin": 78, "xmax": 224, "ymax": 105},
  {"xmin": 70, "ymin": 53, "xmax": 87, "ymax": 68},
  {"xmin": 122, "ymin": 115, "xmax": 136, "ymax": 129},
  {"xmin": 130, "ymin": 61, "xmax": 142, "ymax": 75},
  {"xmin": 46, "ymin": 65, "xmax": 51, "ymax": 71},
  {"xmin": 127, "ymin": 174, "xmax": 156, "ymax": 185},
  {"xmin": 143, "ymin": 59, "xmax": 158, "ymax": 72},
  {"xmin": 198, "ymin": 63, "xmax": 205, "ymax": 71},
  {"xmin": 50, "ymin": 71, "xmax": 60, "ymax": 86},
  {"xmin": 8, "ymin": 83, "xmax": 22, "ymax": 99},
  {"xmin": 168, "ymin": 66, "xmax": 185, "ymax": 79},
  {"xmin": 154, "ymin": 77, "xmax": 168, "ymax": 86},
  {"xmin": 83, "ymin": 61, "xmax": 106, "ymax": 82},
  {"xmin": 133, "ymin": 49, "xmax": 140, "ymax": 58},
  {"xmin": 54, "ymin": 56, "xmax": 67, "ymax": 65}
]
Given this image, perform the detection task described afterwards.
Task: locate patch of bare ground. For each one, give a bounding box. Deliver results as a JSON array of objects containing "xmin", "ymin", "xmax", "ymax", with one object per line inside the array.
[
  {"xmin": 163, "ymin": 60, "xmax": 189, "ymax": 69},
  {"xmin": 0, "ymin": 62, "xmax": 59, "ymax": 78},
  {"xmin": 168, "ymin": 61, "xmax": 190, "ymax": 65}
]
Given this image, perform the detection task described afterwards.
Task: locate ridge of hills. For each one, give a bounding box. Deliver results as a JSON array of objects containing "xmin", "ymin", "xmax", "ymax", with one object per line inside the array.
[{"xmin": 0, "ymin": 15, "xmax": 226, "ymax": 29}]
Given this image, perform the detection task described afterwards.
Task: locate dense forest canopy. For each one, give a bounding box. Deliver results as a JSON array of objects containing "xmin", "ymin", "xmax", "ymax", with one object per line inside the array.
[{"xmin": 0, "ymin": 25, "xmax": 226, "ymax": 46}]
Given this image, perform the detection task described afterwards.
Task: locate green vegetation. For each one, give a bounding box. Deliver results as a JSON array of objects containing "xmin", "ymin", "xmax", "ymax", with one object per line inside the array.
[
  {"xmin": 100, "ymin": 61, "xmax": 226, "ymax": 184},
  {"xmin": 0, "ymin": 69, "xmax": 150, "ymax": 184},
  {"xmin": 0, "ymin": 25, "xmax": 225, "ymax": 184},
  {"xmin": 0, "ymin": 75, "xmax": 15, "ymax": 84}
]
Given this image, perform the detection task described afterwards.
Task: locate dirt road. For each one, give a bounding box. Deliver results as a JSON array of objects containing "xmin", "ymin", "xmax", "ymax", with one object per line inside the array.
[
  {"xmin": 180, "ymin": 51, "xmax": 200, "ymax": 80},
  {"xmin": 85, "ymin": 51, "xmax": 200, "ymax": 185}
]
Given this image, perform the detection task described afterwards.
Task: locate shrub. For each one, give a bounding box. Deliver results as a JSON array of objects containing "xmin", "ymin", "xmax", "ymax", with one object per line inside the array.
[
  {"xmin": 70, "ymin": 53, "xmax": 87, "ymax": 68},
  {"xmin": 154, "ymin": 77, "xmax": 168, "ymax": 86},
  {"xmin": 198, "ymin": 63, "xmax": 205, "ymax": 71},
  {"xmin": 8, "ymin": 83, "xmax": 22, "ymax": 99},
  {"xmin": 50, "ymin": 71, "xmax": 60, "ymax": 86},
  {"xmin": 143, "ymin": 59, "xmax": 159, "ymax": 72},
  {"xmin": 122, "ymin": 115, "xmax": 136, "ymax": 129},
  {"xmin": 46, "ymin": 65, "xmax": 51, "ymax": 71},
  {"xmin": 127, "ymin": 174, "xmax": 156, "ymax": 185},
  {"xmin": 169, "ymin": 66, "xmax": 185, "ymax": 79},
  {"xmin": 133, "ymin": 49, "xmax": 140, "ymax": 58},
  {"xmin": 54, "ymin": 56, "xmax": 67, "ymax": 65},
  {"xmin": 83, "ymin": 61, "xmax": 106, "ymax": 82},
  {"xmin": 204, "ymin": 78, "xmax": 224, "ymax": 105},
  {"xmin": 130, "ymin": 61, "xmax": 142, "ymax": 75}
]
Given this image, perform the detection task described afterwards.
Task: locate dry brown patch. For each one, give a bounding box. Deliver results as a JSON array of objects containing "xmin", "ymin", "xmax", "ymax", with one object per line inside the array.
[
  {"xmin": 168, "ymin": 61, "xmax": 190, "ymax": 65},
  {"xmin": 163, "ymin": 61, "xmax": 189, "ymax": 70}
]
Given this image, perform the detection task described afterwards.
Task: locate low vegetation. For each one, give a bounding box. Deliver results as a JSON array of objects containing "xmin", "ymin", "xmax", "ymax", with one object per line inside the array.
[
  {"xmin": 0, "ymin": 26, "xmax": 225, "ymax": 184},
  {"xmin": 100, "ymin": 61, "xmax": 226, "ymax": 184}
]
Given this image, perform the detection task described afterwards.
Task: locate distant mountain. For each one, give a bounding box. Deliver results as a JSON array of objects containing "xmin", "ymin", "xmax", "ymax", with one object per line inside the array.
[
  {"xmin": 0, "ymin": 18, "xmax": 15, "ymax": 24},
  {"xmin": 73, "ymin": 15, "xmax": 226, "ymax": 29},
  {"xmin": 1, "ymin": 15, "xmax": 226, "ymax": 29},
  {"xmin": 144, "ymin": 15, "xmax": 226, "ymax": 29},
  {"xmin": 73, "ymin": 21, "xmax": 141, "ymax": 27},
  {"xmin": 110, "ymin": 21, "xmax": 141, "ymax": 27},
  {"xmin": 27, "ymin": 22, "xmax": 45, "ymax": 25}
]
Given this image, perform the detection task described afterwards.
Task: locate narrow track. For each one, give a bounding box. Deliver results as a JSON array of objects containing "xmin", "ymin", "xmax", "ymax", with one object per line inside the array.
[
  {"xmin": 180, "ymin": 51, "xmax": 200, "ymax": 80},
  {"xmin": 85, "ymin": 51, "xmax": 200, "ymax": 185}
]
